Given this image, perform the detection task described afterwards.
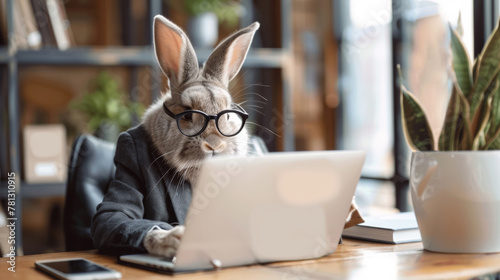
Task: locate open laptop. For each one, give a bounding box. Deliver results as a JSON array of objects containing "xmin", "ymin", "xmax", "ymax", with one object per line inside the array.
[{"xmin": 120, "ymin": 151, "xmax": 365, "ymax": 273}]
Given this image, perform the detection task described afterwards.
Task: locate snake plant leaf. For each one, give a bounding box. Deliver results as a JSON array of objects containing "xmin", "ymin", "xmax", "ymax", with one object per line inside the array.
[
  {"xmin": 472, "ymin": 58, "xmax": 479, "ymax": 83},
  {"xmin": 439, "ymin": 80, "xmax": 462, "ymax": 150},
  {"xmin": 471, "ymin": 94, "xmax": 485, "ymax": 137},
  {"xmin": 472, "ymin": 95, "xmax": 493, "ymax": 150},
  {"xmin": 488, "ymin": 78, "xmax": 500, "ymax": 130},
  {"xmin": 445, "ymin": 80, "xmax": 473, "ymax": 150},
  {"xmin": 453, "ymin": 115, "xmax": 466, "ymax": 150},
  {"xmin": 485, "ymin": 78, "xmax": 500, "ymax": 149},
  {"xmin": 449, "ymin": 24, "xmax": 473, "ymax": 96},
  {"xmin": 471, "ymin": 17, "xmax": 500, "ymax": 116},
  {"xmin": 485, "ymin": 126, "xmax": 500, "ymax": 149},
  {"xmin": 401, "ymin": 85, "xmax": 435, "ymax": 151},
  {"xmin": 488, "ymin": 137, "xmax": 500, "ymax": 150},
  {"xmin": 472, "ymin": 76, "xmax": 500, "ymax": 139},
  {"xmin": 457, "ymin": 89, "xmax": 473, "ymax": 149},
  {"xmin": 456, "ymin": 11, "xmax": 464, "ymax": 38}
]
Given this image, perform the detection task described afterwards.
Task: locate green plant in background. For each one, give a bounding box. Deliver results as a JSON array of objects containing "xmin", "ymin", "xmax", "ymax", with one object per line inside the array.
[
  {"xmin": 401, "ymin": 17, "xmax": 500, "ymax": 151},
  {"xmin": 72, "ymin": 71, "xmax": 144, "ymax": 134},
  {"xmin": 171, "ymin": 0, "xmax": 242, "ymax": 28}
]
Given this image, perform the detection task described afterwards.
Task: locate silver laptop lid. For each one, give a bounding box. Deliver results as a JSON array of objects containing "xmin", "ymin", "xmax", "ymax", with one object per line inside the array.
[{"xmin": 174, "ymin": 151, "xmax": 365, "ymax": 271}]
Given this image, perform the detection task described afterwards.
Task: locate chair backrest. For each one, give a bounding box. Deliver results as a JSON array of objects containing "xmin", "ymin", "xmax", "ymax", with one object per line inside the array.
[
  {"xmin": 64, "ymin": 134, "xmax": 116, "ymax": 251},
  {"xmin": 63, "ymin": 134, "xmax": 268, "ymax": 251}
]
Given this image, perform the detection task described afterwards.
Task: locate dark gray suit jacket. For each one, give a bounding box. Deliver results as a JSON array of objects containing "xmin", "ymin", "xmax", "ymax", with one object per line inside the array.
[{"xmin": 91, "ymin": 125, "xmax": 192, "ymax": 254}]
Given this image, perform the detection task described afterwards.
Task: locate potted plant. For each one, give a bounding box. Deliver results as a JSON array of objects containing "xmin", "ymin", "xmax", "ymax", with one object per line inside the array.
[
  {"xmin": 72, "ymin": 71, "xmax": 144, "ymax": 142},
  {"xmin": 401, "ymin": 17, "xmax": 500, "ymax": 253},
  {"xmin": 170, "ymin": 0, "xmax": 242, "ymax": 48}
]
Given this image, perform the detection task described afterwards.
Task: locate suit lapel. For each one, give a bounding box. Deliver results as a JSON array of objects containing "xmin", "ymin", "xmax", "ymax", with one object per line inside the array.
[{"xmin": 152, "ymin": 151, "xmax": 192, "ymax": 225}]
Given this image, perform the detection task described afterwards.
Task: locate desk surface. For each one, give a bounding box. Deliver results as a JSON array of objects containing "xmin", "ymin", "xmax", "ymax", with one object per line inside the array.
[{"xmin": 2, "ymin": 239, "xmax": 500, "ymax": 279}]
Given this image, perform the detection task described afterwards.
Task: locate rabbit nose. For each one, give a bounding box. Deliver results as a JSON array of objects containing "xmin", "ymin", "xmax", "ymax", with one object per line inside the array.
[{"xmin": 202, "ymin": 141, "xmax": 226, "ymax": 153}]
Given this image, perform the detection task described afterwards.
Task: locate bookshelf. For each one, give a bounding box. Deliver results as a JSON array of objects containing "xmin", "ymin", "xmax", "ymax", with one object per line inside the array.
[
  {"xmin": 16, "ymin": 47, "xmax": 156, "ymax": 65},
  {"xmin": 0, "ymin": 0, "xmax": 293, "ymax": 254},
  {"xmin": 0, "ymin": 181, "xmax": 65, "ymax": 199},
  {"xmin": 13, "ymin": 47, "xmax": 286, "ymax": 67}
]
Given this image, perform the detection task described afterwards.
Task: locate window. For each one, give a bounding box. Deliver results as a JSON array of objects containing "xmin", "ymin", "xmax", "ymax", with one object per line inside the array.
[
  {"xmin": 338, "ymin": 0, "xmax": 394, "ymax": 178},
  {"xmin": 336, "ymin": 0, "xmax": 498, "ymax": 212}
]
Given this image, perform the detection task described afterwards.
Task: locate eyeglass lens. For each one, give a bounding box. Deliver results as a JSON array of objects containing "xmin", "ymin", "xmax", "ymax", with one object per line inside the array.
[
  {"xmin": 178, "ymin": 111, "xmax": 244, "ymax": 136},
  {"xmin": 217, "ymin": 112, "xmax": 244, "ymax": 136},
  {"xmin": 178, "ymin": 112, "xmax": 205, "ymax": 136}
]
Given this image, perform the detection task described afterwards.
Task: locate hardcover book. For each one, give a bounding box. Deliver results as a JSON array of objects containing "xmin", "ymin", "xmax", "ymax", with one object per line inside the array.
[{"xmin": 342, "ymin": 212, "xmax": 421, "ymax": 244}]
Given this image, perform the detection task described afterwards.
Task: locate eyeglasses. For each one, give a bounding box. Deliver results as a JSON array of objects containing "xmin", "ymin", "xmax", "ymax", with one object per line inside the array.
[{"xmin": 163, "ymin": 103, "xmax": 249, "ymax": 137}]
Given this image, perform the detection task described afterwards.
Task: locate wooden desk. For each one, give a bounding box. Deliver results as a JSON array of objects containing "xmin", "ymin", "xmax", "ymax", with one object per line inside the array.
[{"xmin": 2, "ymin": 239, "xmax": 500, "ymax": 279}]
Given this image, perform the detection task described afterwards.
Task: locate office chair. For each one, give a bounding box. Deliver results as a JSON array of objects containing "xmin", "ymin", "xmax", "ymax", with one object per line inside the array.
[
  {"xmin": 64, "ymin": 134, "xmax": 116, "ymax": 251},
  {"xmin": 63, "ymin": 134, "xmax": 268, "ymax": 251}
]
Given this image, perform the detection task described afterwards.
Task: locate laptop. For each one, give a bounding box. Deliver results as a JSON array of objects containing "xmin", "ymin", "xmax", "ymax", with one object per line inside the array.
[{"xmin": 120, "ymin": 151, "xmax": 365, "ymax": 273}]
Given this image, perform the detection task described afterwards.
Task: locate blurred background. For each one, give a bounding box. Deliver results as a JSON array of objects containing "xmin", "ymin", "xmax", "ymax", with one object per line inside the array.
[{"xmin": 0, "ymin": 0, "xmax": 499, "ymax": 255}]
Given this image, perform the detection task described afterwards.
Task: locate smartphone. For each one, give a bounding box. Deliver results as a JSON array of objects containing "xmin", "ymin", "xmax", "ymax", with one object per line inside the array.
[{"xmin": 35, "ymin": 258, "xmax": 122, "ymax": 280}]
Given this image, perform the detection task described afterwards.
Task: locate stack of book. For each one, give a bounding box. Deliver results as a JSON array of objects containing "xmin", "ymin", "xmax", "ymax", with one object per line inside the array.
[
  {"xmin": 342, "ymin": 212, "xmax": 422, "ymax": 244},
  {"xmin": 0, "ymin": 0, "xmax": 75, "ymax": 50}
]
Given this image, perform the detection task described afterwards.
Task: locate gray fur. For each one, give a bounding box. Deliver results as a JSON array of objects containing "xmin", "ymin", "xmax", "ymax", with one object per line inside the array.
[{"xmin": 143, "ymin": 16, "xmax": 260, "ymax": 184}]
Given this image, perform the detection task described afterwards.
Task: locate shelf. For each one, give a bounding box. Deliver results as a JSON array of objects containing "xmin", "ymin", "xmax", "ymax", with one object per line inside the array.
[
  {"xmin": 16, "ymin": 46, "xmax": 157, "ymax": 66},
  {"xmin": 12, "ymin": 47, "xmax": 286, "ymax": 68},
  {"xmin": 0, "ymin": 181, "xmax": 66, "ymax": 199}
]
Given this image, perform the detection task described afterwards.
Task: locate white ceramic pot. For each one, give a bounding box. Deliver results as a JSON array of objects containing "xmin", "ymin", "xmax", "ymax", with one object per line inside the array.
[
  {"xmin": 410, "ymin": 151, "xmax": 500, "ymax": 253},
  {"xmin": 187, "ymin": 12, "xmax": 218, "ymax": 48},
  {"xmin": 96, "ymin": 121, "xmax": 119, "ymax": 143}
]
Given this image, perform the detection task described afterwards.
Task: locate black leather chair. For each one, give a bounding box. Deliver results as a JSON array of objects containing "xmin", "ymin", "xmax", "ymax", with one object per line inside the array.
[
  {"xmin": 64, "ymin": 134, "xmax": 268, "ymax": 251},
  {"xmin": 64, "ymin": 134, "xmax": 116, "ymax": 251}
]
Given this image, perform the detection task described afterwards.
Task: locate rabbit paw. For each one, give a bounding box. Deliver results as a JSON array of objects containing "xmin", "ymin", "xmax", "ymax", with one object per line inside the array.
[{"xmin": 143, "ymin": 226, "xmax": 185, "ymax": 257}]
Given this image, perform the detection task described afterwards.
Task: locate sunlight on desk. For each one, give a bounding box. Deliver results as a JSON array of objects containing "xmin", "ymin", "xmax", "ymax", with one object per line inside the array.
[
  {"xmin": 271, "ymin": 239, "xmax": 500, "ymax": 279},
  {"xmin": 2, "ymin": 239, "xmax": 500, "ymax": 279}
]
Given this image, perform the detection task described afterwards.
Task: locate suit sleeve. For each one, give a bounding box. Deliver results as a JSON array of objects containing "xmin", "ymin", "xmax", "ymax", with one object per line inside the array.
[{"xmin": 91, "ymin": 132, "xmax": 172, "ymax": 254}]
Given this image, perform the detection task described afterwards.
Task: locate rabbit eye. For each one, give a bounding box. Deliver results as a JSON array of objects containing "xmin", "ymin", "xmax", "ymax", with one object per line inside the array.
[{"xmin": 182, "ymin": 113, "xmax": 193, "ymax": 121}]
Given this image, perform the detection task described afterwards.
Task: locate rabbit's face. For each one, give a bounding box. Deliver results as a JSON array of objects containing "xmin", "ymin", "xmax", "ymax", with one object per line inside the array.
[
  {"xmin": 165, "ymin": 82, "xmax": 248, "ymax": 170},
  {"xmin": 145, "ymin": 16, "xmax": 259, "ymax": 182}
]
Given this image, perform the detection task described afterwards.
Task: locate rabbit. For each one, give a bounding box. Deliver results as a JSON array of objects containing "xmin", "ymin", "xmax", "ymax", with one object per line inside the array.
[{"xmin": 141, "ymin": 16, "xmax": 260, "ymax": 257}]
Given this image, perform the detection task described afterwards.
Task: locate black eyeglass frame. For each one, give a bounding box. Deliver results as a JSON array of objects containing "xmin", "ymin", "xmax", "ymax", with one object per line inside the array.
[{"xmin": 163, "ymin": 102, "xmax": 249, "ymax": 137}]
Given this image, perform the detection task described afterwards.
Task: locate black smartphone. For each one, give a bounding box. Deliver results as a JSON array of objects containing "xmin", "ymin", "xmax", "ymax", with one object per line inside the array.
[{"xmin": 35, "ymin": 258, "xmax": 121, "ymax": 280}]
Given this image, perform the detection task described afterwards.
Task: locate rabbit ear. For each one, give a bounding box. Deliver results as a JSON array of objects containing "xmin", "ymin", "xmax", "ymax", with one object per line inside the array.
[
  {"xmin": 202, "ymin": 22, "xmax": 260, "ymax": 87},
  {"xmin": 154, "ymin": 15, "xmax": 199, "ymax": 87}
]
